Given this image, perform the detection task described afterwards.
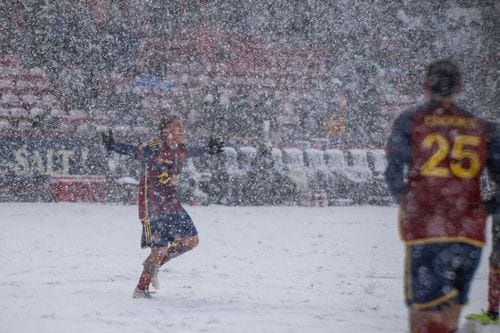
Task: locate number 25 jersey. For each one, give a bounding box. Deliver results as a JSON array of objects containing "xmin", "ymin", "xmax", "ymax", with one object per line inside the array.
[{"xmin": 386, "ymin": 101, "xmax": 497, "ymax": 246}]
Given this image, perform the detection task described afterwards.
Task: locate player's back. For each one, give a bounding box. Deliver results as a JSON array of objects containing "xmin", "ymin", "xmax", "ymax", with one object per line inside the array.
[{"xmin": 400, "ymin": 101, "xmax": 492, "ymax": 245}]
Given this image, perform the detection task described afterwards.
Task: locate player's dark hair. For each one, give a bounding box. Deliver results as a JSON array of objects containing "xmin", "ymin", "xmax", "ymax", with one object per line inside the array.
[
  {"xmin": 159, "ymin": 115, "xmax": 181, "ymax": 130},
  {"xmin": 425, "ymin": 60, "xmax": 461, "ymax": 98}
]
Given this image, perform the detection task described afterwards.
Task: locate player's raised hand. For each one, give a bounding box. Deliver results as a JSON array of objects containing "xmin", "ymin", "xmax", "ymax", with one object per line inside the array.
[
  {"xmin": 101, "ymin": 129, "xmax": 115, "ymax": 151},
  {"xmin": 207, "ymin": 137, "xmax": 224, "ymax": 154}
]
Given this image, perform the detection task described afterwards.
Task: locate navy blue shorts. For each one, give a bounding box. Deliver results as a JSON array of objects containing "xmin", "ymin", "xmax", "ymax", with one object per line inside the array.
[
  {"xmin": 141, "ymin": 212, "xmax": 198, "ymax": 248},
  {"xmin": 405, "ymin": 242, "xmax": 482, "ymax": 310}
]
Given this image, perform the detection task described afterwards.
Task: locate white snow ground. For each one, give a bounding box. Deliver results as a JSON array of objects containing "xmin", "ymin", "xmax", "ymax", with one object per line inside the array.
[{"xmin": 0, "ymin": 203, "xmax": 493, "ymax": 333}]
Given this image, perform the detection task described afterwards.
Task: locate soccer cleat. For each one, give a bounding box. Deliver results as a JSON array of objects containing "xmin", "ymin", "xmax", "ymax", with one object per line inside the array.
[
  {"xmin": 132, "ymin": 288, "xmax": 152, "ymax": 299},
  {"xmin": 466, "ymin": 310, "xmax": 500, "ymax": 325}
]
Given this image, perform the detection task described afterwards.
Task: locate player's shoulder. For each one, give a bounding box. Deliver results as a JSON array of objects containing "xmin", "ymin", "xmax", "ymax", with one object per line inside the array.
[
  {"xmin": 143, "ymin": 138, "xmax": 162, "ymax": 148},
  {"xmin": 410, "ymin": 102, "xmax": 491, "ymax": 131},
  {"xmin": 399, "ymin": 102, "xmax": 431, "ymax": 122},
  {"xmin": 454, "ymin": 105, "xmax": 489, "ymax": 123},
  {"xmin": 390, "ymin": 103, "xmax": 429, "ymax": 133}
]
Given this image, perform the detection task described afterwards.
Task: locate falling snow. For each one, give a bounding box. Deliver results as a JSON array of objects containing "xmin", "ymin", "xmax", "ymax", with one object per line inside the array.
[{"xmin": 0, "ymin": 2, "xmax": 498, "ymax": 332}]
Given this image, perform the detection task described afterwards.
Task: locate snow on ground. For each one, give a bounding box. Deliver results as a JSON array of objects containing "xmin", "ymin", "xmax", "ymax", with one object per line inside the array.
[{"xmin": 0, "ymin": 203, "xmax": 492, "ymax": 333}]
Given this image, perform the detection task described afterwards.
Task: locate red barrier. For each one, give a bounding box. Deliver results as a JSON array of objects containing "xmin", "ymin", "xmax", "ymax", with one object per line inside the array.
[{"xmin": 50, "ymin": 175, "xmax": 107, "ymax": 202}]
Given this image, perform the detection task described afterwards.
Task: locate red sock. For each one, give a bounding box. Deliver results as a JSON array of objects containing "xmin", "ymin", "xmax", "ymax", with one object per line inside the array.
[
  {"xmin": 136, "ymin": 272, "xmax": 151, "ymax": 291},
  {"xmin": 417, "ymin": 322, "xmax": 454, "ymax": 333}
]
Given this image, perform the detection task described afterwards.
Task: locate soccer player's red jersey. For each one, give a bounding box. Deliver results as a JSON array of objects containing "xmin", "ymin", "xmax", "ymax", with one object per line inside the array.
[
  {"xmin": 135, "ymin": 140, "xmax": 188, "ymax": 221},
  {"xmin": 114, "ymin": 139, "xmax": 205, "ymax": 221},
  {"xmin": 387, "ymin": 101, "xmax": 495, "ymax": 246}
]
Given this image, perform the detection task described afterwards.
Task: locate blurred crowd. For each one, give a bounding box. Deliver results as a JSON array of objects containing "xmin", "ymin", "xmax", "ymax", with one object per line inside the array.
[{"xmin": 0, "ymin": 1, "xmax": 497, "ymax": 147}]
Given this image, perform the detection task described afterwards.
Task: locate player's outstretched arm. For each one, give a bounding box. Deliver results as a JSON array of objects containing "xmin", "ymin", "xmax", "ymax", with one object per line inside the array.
[
  {"xmin": 186, "ymin": 137, "xmax": 224, "ymax": 158},
  {"xmin": 101, "ymin": 129, "xmax": 137, "ymax": 156}
]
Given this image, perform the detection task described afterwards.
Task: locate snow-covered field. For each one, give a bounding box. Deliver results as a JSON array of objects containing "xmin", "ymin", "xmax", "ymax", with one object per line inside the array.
[{"xmin": 0, "ymin": 203, "xmax": 492, "ymax": 333}]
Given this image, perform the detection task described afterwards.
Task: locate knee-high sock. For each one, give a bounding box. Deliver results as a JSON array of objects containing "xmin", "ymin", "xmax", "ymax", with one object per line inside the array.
[
  {"xmin": 416, "ymin": 322, "xmax": 455, "ymax": 333},
  {"xmin": 137, "ymin": 252, "xmax": 166, "ymax": 291},
  {"xmin": 136, "ymin": 272, "xmax": 152, "ymax": 291}
]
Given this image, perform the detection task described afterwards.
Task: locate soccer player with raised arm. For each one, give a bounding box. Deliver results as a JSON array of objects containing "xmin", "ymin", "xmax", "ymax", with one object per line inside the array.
[{"xmin": 102, "ymin": 115, "xmax": 223, "ymax": 298}]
